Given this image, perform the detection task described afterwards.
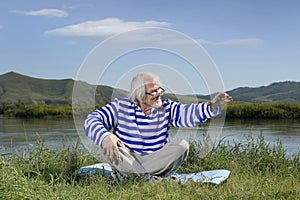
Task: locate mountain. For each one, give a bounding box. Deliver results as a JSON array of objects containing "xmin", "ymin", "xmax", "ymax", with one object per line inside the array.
[
  {"xmin": 0, "ymin": 72, "xmax": 127, "ymax": 105},
  {"xmin": 0, "ymin": 71, "xmax": 299, "ymax": 104},
  {"xmin": 226, "ymin": 81, "xmax": 300, "ymax": 103}
]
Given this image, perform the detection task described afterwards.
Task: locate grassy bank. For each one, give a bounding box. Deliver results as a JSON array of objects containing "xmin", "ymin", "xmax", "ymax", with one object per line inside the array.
[
  {"xmin": 226, "ymin": 103, "xmax": 300, "ymax": 119},
  {"xmin": 1, "ymin": 101, "xmax": 300, "ymax": 119},
  {"xmin": 0, "ymin": 101, "xmax": 73, "ymax": 118},
  {"xmin": 1, "ymin": 134, "xmax": 299, "ymax": 199}
]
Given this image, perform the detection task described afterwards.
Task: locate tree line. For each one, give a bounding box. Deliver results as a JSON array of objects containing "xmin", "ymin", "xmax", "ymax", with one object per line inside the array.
[
  {"xmin": 226, "ymin": 103, "xmax": 300, "ymax": 119},
  {"xmin": 1, "ymin": 101, "xmax": 300, "ymax": 119},
  {"xmin": 0, "ymin": 101, "xmax": 73, "ymax": 118}
]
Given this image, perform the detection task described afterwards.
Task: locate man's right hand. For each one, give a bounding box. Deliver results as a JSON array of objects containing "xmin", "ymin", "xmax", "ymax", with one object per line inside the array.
[{"xmin": 101, "ymin": 134, "xmax": 124, "ymax": 164}]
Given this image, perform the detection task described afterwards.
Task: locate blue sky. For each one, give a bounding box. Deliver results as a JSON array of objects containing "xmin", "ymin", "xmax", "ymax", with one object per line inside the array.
[{"xmin": 1, "ymin": 0, "xmax": 300, "ymax": 94}]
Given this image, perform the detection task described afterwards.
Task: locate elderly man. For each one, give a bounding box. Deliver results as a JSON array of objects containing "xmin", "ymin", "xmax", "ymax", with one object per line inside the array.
[{"xmin": 84, "ymin": 72, "xmax": 232, "ymax": 178}]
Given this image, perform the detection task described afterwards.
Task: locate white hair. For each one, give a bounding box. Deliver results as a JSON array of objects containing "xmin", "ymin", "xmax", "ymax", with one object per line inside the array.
[{"xmin": 129, "ymin": 72, "xmax": 161, "ymax": 104}]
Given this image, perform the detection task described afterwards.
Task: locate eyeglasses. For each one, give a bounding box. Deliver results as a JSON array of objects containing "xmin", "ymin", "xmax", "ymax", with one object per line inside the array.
[{"xmin": 145, "ymin": 87, "xmax": 165, "ymax": 96}]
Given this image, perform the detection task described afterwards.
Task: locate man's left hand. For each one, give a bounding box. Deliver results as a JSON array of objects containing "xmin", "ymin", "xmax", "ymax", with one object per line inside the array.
[{"xmin": 209, "ymin": 92, "xmax": 233, "ymax": 110}]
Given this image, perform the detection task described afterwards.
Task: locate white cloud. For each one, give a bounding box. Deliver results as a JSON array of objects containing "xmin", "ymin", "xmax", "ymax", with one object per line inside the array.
[
  {"xmin": 195, "ymin": 39, "xmax": 212, "ymax": 45},
  {"xmin": 43, "ymin": 17, "xmax": 262, "ymax": 48},
  {"xmin": 0, "ymin": 25, "xmax": 3, "ymax": 30},
  {"xmin": 9, "ymin": 9, "xmax": 68, "ymax": 18},
  {"xmin": 63, "ymin": 4, "xmax": 93, "ymax": 10},
  {"xmin": 62, "ymin": 5, "xmax": 79, "ymax": 9},
  {"xmin": 172, "ymin": 38, "xmax": 263, "ymax": 48},
  {"xmin": 169, "ymin": 38, "xmax": 263, "ymax": 47},
  {"xmin": 44, "ymin": 18, "xmax": 171, "ymax": 37},
  {"xmin": 214, "ymin": 38, "xmax": 263, "ymax": 46}
]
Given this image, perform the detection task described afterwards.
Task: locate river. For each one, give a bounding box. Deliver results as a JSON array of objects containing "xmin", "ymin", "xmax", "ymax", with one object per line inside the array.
[{"xmin": 0, "ymin": 116, "xmax": 299, "ymax": 157}]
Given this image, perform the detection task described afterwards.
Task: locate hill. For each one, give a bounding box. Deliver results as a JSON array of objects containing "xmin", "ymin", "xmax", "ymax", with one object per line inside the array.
[
  {"xmin": 0, "ymin": 72, "xmax": 127, "ymax": 105},
  {"xmin": 226, "ymin": 81, "xmax": 300, "ymax": 103},
  {"xmin": 0, "ymin": 72, "xmax": 299, "ymax": 104}
]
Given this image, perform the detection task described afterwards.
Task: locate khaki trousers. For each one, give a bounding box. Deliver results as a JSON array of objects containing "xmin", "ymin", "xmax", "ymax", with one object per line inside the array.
[{"xmin": 106, "ymin": 139, "xmax": 189, "ymax": 177}]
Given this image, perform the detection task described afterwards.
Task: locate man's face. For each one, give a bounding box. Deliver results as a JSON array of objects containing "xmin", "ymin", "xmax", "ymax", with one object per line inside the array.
[{"xmin": 144, "ymin": 82, "xmax": 163, "ymax": 108}]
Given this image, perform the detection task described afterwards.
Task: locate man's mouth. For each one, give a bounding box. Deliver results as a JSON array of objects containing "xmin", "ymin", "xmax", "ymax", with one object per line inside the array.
[{"xmin": 152, "ymin": 96, "xmax": 160, "ymax": 101}]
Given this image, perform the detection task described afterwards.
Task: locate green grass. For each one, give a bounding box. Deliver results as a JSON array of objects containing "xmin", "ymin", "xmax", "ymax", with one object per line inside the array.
[
  {"xmin": 226, "ymin": 103, "xmax": 300, "ymax": 119},
  {"xmin": 2, "ymin": 102, "xmax": 300, "ymax": 119},
  {"xmin": 0, "ymin": 102, "xmax": 73, "ymax": 118},
  {"xmin": 1, "ymin": 134, "xmax": 299, "ymax": 199}
]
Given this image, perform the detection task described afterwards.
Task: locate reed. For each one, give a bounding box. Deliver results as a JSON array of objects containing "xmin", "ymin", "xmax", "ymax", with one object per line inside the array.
[
  {"xmin": 2, "ymin": 102, "xmax": 300, "ymax": 119},
  {"xmin": 226, "ymin": 102, "xmax": 300, "ymax": 119}
]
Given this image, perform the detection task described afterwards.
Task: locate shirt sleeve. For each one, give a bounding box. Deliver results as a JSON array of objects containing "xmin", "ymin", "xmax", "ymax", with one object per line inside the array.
[
  {"xmin": 169, "ymin": 100, "xmax": 220, "ymax": 128},
  {"xmin": 84, "ymin": 99, "xmax": 118, "ymax": 146}
]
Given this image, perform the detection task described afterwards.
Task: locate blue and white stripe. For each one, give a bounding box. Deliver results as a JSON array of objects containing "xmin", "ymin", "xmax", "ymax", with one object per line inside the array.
[{"xmin": 84, "ymin": 98, "xmax": 218, "ymax": 155}]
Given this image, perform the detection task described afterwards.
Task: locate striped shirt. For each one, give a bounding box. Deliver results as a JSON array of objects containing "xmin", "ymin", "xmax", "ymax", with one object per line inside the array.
[{"xmin": 84, "ymin": 98, "xmax": 219, "ymax": 155}]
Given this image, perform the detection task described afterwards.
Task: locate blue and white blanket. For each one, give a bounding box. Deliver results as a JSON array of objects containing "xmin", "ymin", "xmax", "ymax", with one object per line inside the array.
[{"xmin": 77, "ymin": 163, "xmax": 230, "ymax": 185}]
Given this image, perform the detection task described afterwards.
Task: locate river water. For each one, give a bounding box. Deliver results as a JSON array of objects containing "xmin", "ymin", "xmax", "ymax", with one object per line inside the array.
[{"xmin": 0, "ymin": 116, "xmax": 299, "ymax": 157}]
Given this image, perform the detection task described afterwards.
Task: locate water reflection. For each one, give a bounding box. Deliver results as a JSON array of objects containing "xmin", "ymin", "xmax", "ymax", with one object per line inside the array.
[
  {"xmin": 0, "ymin": 116, "xmax": 299, "ymax": 157},
  {"xmin": 0, "ymin": 116, "xmax": 80, "ymax": 153},
  {"xmin": 221, "ymin": 119, "xmax": 300, "ymax": 157}
]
